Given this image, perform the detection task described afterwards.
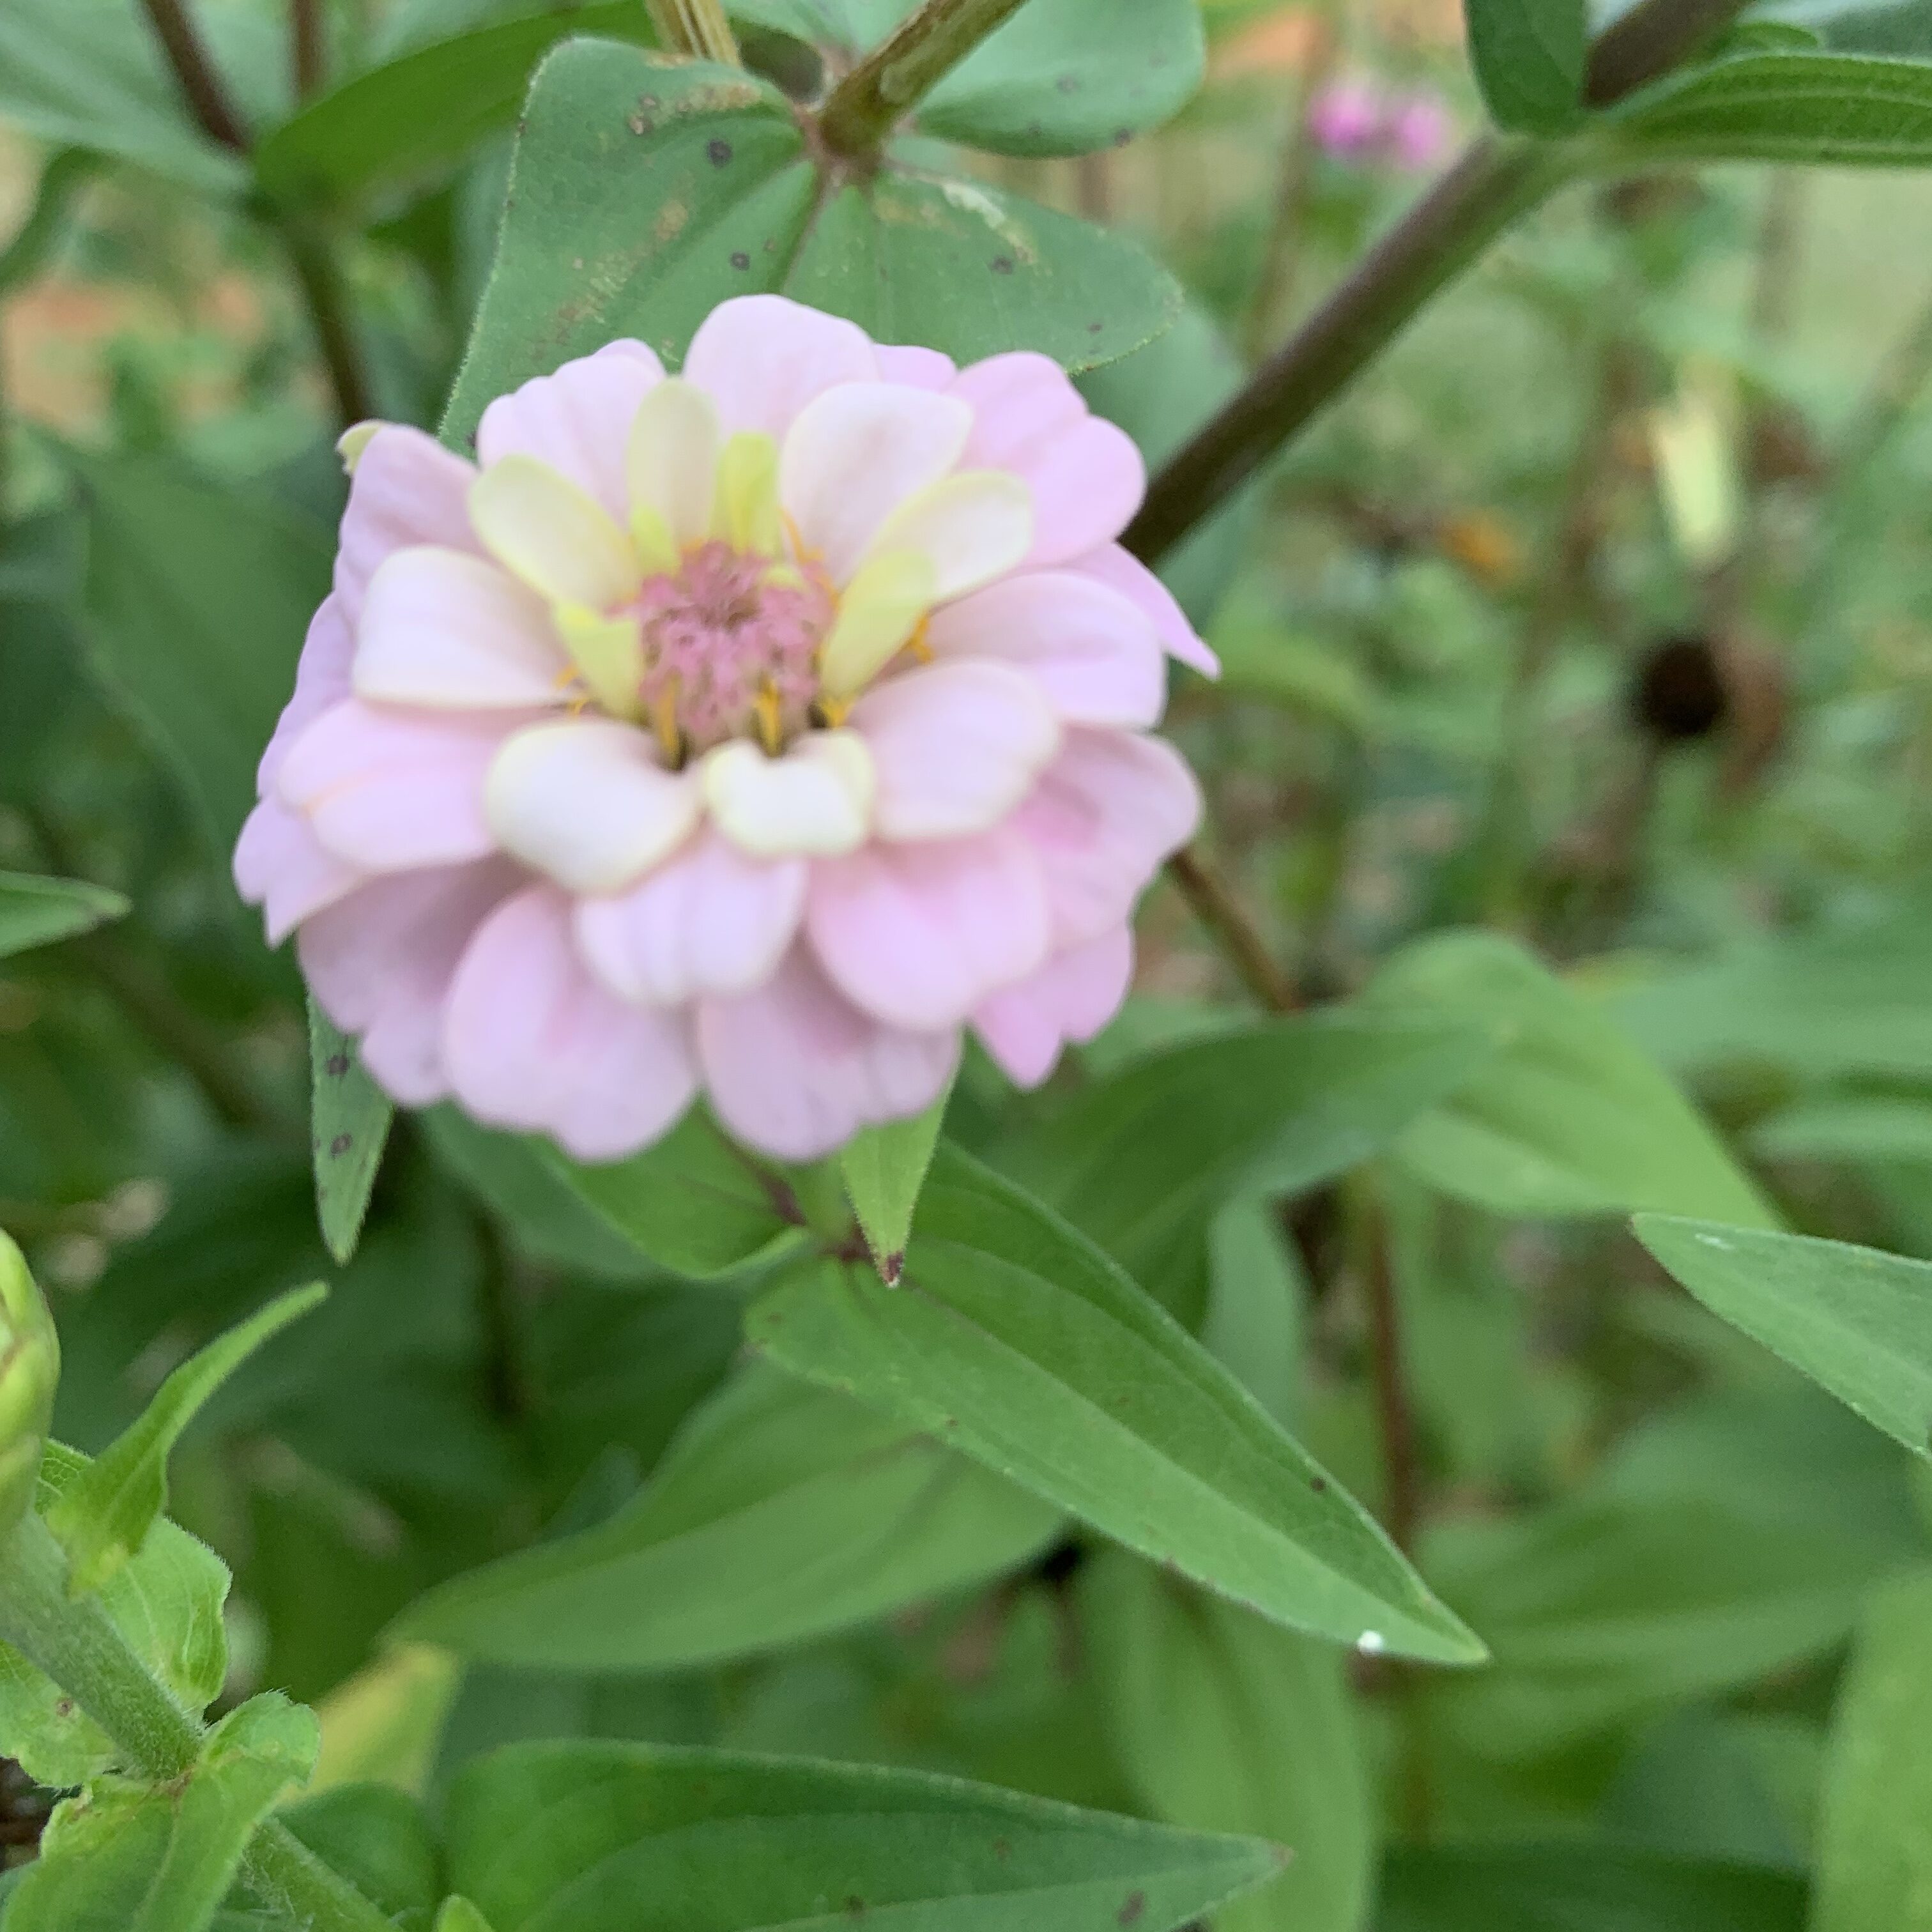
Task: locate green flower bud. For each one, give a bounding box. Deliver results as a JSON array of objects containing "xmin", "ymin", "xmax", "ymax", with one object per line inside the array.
[{"xmin": 0, "ymin": 1230, "xmax": 59, "ymax": 1535}]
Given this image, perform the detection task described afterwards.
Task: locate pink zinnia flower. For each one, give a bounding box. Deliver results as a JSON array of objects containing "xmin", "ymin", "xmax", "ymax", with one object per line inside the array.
[
  {"xmin": 1387, "ymin": 93, "xmax": 1453, "ymax": 172},
  {"xmin": 236, "ymin": 296, "xmax": 1213, "ymax": 1165},
  {"xmin": 1307, "ymin": 79, "xmax": 1385, "ymax": 160}
]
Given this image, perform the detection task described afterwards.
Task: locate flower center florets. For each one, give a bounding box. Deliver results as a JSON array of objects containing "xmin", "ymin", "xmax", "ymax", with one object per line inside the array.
[{"xmin": 630, "ymin": 540, "xmax": 836, "ymax": 758}]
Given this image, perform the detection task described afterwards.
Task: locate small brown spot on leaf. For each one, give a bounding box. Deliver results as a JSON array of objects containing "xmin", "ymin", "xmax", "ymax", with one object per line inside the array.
[
  {"xmin": 325, "ymin": 1054, "xmax": 349, "ymax": 1077},
  {"xmin": 731, "ymin": 250, "xmax": 751, "ymax": 270},
  {"xmin": 845, "ymin": 1898, "xmax": 866, "ymax": 1919},
  {"xmin": 708, "ymin": 137, "xmax": 734, "ymax": 165},
  {"xmin": 993, "ymin": 1837, "xmax": 1011, "ymax": 1862},
  {"xmin": 1119, "ymin": 1892, "xmax": 1146, "ymax": 1926},
  {"xmin": 1056, "ymin": 73, "xmax": 1079, "ymax": 93},
  {"xmin": 656, "ymin": 199, "xmax": 690, "ymax": 243},
  {"xmin": 991, "ymin": 255, "xmax": 1015, "ymax": 275},
  {"xmin": 881, "ymin": 1251, "xmax": 904, "ymax": 1285},
  {"xmin": 329, "ymin": 1133, "xmax": 353, "ymax": 1158},
  {"xmin": 1310, "ymin": 1475, "xmax": 1328, "ymax": 1492}
]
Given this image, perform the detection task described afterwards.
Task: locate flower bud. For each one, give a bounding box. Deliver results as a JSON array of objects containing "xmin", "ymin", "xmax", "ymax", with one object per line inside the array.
[{"xmin": 0, "ymin": 1230, "xmax": 59, "ymax": 1535}]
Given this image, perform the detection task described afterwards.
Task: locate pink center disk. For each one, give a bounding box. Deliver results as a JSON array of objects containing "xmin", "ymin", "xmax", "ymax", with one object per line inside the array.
[{"xmin": 631, "ymin": 540, "xmax": 834, "ymax": 749}]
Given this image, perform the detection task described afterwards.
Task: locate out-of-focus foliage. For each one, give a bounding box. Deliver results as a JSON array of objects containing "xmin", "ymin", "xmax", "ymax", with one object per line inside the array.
[{"xmin": 5, "ymin": 0, "xmax": 1932, "ymax": 1925}]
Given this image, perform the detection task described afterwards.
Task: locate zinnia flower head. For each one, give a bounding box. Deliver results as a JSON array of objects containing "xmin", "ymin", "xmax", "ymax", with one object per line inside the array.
[{"xmin": 236, "ymin": 296, "xmax": 1213, "ymax": 1164}]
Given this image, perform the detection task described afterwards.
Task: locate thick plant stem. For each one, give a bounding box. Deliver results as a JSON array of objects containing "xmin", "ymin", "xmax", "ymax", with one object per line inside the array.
[
  {"xmin": 1128, "ymin": 0, "xmax": 1752, "ymax": 565},
  {"xmin": 1129, "ymin": 136, "xmax": 1556, "ymax": 562},
  {"xmin": 291, "ymin": 0, "xmax": 325, "ymax": 98},
  {"xmin": 0, "ymin": 1512, "xmax": 201, "ymax": 1781},
  {"xmin": 0, "ymin": 1512, "xmax": 392, "ymax": 1932},
  {"xmin": 819, "ymin": 0, "xmax": 1030, "ymax": 157}
]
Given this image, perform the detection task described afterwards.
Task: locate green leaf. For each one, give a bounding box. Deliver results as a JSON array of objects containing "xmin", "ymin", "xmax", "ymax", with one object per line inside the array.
[
  {"xmin": 1085, "ymin": 1551, "xmax": 1374, "ymax": 1932},
  {"xmin": 446, "ymin": 1740, "xmax": 1284, "ymax": 1931},
  {"xmin": 46, "ymin": 1285, "xmax": 328, "ymax": 1596},
  {"xmin": 537, "ymin": 1111, "xmax": 800, "ymax": 1280},
  {"xmin": 309, "ymin": 1004, "xmax": 391, "ymax": 1269},
  {"xmin": 1634, "ymin": 1218, "xmax": 1932, "ymax": 1459},
  {"xmin": 749, "ymin": 1146, "xmax": 1485, "ymax": 1664},
  {"xmin": 275, "ymin": 1784, "xmax": 443, "ymax": 1920},
  {"xmin": 0, "ymin": 869, "xmax": 128, "ymax": 960},
  {"xmin": 1200, "ymin": 1197, "xmax": 1307, "ymax": 1430},
  {"xmin": 444, "ymin": 38, "xmax": 1179, "ymax": 448},
  {"xmin": 1603, "ymin": 50, "xmax": 1932, "ymax": 166},
  {"xmin": 437, "ymin": 1902, "xmax": 498, "ymax": 1932},
  {"xmin": 1750, "ymin": 1094, "xmax": 1932, "ymax": 1166},
  {"xmin": 0, "ymin": 0, "xmax": 245, "ymax": 194},
  {"xmin": 993, "ymin": 1011, "xmax": 1487, "ymax": 1304},
  {"xmin": 254, "ymin": 3, "xmax": 656, "ymax": 207},
  {"xmin": 910, "ymin": 0, "xmax": 1205, "ymax": 157},
  {"xmin": 0, "ymin": 1445, "xmax": 231, "ymax": 1788},
  {"xmin": 1362, "ymin": 933, "xmax": 1774, "ymax": 1225},
  {"xmin": 5, "ymin": 1694, "xmax": 318, "ymax": 1932},
  {"xmin": 1814, "ymin": 1572, "xmax": 1932, "ymax": 1932},
  {"xmin": 0, "ymin": 1231, "xmax": 59, "ymax": 1536},
  {"xmin": 842, "ymin": 1081, "xmax": 951, "ymax": 1282},
  {"xmin": 1465, "ymin": 0, "xmax": 1588, "ymax": 134},
  {"xmin": 1769, "ymin": 0, "xmax": 1932, "ymax": 59},
  {"xmin": 70, "ymin": 450, "xmax": 334, "ymax": 852},
  {"xmin": 393, "ymin": 1360, "xmax": 1059, "ymax": 1671},
  {"xmin": 1377, "ymin": 1845, "xmax": 1805, "ymax": 1931}
]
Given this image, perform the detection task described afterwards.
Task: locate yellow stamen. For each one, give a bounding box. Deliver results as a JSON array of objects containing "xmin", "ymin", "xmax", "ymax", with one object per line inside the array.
[
  {"xmin": 906, "ymin": 615, "xmax": 935, "ymax": 664},
  {"xmin": 817, "ymin": 695, "xmax": 852, "ymax": 728},
  {"xmin": 755, "ymin": 680, "xmax": 784, "ymax": 755},
  {"xmin": 652, "ymin": 680, "xmax": 682, "ymax": 763}
]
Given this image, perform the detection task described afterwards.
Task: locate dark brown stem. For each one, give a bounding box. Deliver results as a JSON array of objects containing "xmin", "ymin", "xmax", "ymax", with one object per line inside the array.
[
  {"xmin": 1165, "ymin": 845, "xmax": 1298, "ymax": 1014},
  {"xmin": 281, "ymin": 220, "xmax": 376, "ymax": 426},
  {"xmin": 291, "ymin": 0, "xmax": 325, "ymax": 98},
  {"xmin": 818, "ymin": 0, "xmax": 1029, "ymax": 157},
  {"xmin": 135, "ymin": 0, "xmax": 250, "ymax": 151},
  {"xmin": 1127, "ymin": 0, "xmax": 1752, "ymax": 566}
]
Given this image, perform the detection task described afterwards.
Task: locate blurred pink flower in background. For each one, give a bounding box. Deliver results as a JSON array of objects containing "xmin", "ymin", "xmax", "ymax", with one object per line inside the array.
[
  {"xmin": 1310, "ymin": 78, "xmax": 1455, "ymax": 172},
  {"xmin": 235, "ymin": 296, "xmax": 1212, "ymax": 1165}
]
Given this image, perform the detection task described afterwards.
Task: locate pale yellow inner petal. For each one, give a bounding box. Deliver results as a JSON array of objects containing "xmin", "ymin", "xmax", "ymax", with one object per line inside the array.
[
  {"xmin": 470, "ymin": 455, "xmax": 643, "ymax": 610},
  {"xmin": 816, "ymin": 549, "xmax": 938, "ymax": 703},
  {"xmin": 625, "ymin": 378, "xmax": 721, "ymax": 551},
  {"xmin": 553, "ymin": 602, "xmax": 645, "ymax": 721}
]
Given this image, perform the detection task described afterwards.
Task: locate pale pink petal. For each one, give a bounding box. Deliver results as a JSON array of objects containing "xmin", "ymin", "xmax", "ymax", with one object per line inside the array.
[
  {"xmin": 973, "ymin": 926, "xmax": 1134, "ymax": 1088},
  {"xmin": 697, "ymin": 946, "xmax": 957, "ymax": 1162},
  {"xmin": 443, "ymin": 884, "xmax": 698, "ymax": 1162},
  {"xmin": 950, "ymin": 352, "xmax": 1144, "ymax": 566},
  {"xmin": 924, "ymin": 572, "xmax": 1165, "ymax": 729},
  {"xmin": 335, "ymin": 427, "xmax": 482, "ymax": 626},
  {"xmin": 1011, "ymin": 730, "xmax": 1202, "ymax": 947},
  {"xmin": 354, "ymin": 548, "xmax": 567, "ymax": 710},
  {"xmin": 682, "ymin": 295, "xmax": 879, "ymax": 439},
  {"xmin": 475, "ymin": 341, "xmax": 666, "ymax": 526},
  {"xmin": 1067, "ymin": 543, "xmax": 1220, "ymax": 678},
  {"xmin": 298, "ymin": 857, "xmax": 519, "ymax": 1106},
  {"xmin": 877, "ymin": 344, "xmax": 957, "ymax": 390},
  {"xmin": 259, "ymin": 596, "xmax": 355, "ymax": 789},
  {"xmin": 233, "ymin": 795, "xmax": 365, "ymax": 945},
  {"xmin": 850, "ymin": 661, "xmax": 1059, "ymax": 842},
  {"xmin": 779, "ymin": 382, "xmax": 972, "ymax": 585},
  {"xmin": 277, "ymin": 700, "xmax": 529, "ymax": 872},
  {"xmin": 806, "ymin": 825, "xmax": 1050, "ymax": 1032},
  {"xmin": 575, "ymin": 827, "xmax": 806, "ymax": 1006}
]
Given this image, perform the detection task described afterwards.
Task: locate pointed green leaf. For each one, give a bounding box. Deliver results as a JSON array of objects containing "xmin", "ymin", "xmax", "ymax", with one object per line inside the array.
[
  {"xmin": 309, "ymin": 1004, "xmax": 391, "ymax": 1268},
  {"xmin": 447, "ymin": 1741, "xmax": 1284, "ymax": 1931},
  {"xmin": 1815, "ymin": 1572, "xmax": 1932, "ymax": 1932},
  {"xmin": 1634, "ymin": 1217, "xmax": 1932, "ymax": 1458},
  {"xmin": 749, "ymin": 1146, "xmax": 1485, "ymax": 1664},
  {"xmin": 394, "ymin": 1360, "xmax": 1059, "ymax": 1670},
  {"xmin": 275, "ymin": 1784, "xmax": 443, "ymax": 1920},
  {"xmin": 0, "ymin": 1231, "xmax": 59, "ymax": 1535},
  {"xmin": 994, "ymin": 1012, "xmax": 1488, "ymax": 1304},
  {"xmin": 253, "ymin": 3, "xmax": 656, "ymax": 207},
  {"xmin": 46, "ymin": 1284, "xmax": 327, "ymax": 1595},
  {"xmin": 437, "ymin": 1901, "xmax": 499, "ymax": 1932},
  {"xmin": 0, "ymin": 870, "xmax": 126, "ymax": 960},
  {"xmin": 842, "ymin": 1080, "xmax": 951, "ymax": 1282},
  {"xmin": 0, "ymin": 1446, "xmax": 230, "ymax": 1787},
  {"xmin": 1084, "ymin": 1551, "xmax": 1374, "ymax": 1932},
  {"xmin": 1603, "ymin": 49, "xmax": 1932, "ymax": 166},
  {"xmin": 1363, "ymin": 933, "xmax": 1774, "ymax": 1225},
  {"xmin": 4, "ymin": 1693, "xmax": 318, "ymax": 1932},
  {"xmin": 1465, "ymin": 0, "xmax": 1588, "ymax": 134}
]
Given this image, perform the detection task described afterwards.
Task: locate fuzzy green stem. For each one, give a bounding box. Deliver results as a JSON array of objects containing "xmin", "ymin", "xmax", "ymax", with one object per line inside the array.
[
  {"xmin": 0, "ymin": 1510, "xmax": 392, "ymax": 1932},
  {"xmin": 818, "ymin": 0, "xmax": 1029, "ymax": 157}
]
